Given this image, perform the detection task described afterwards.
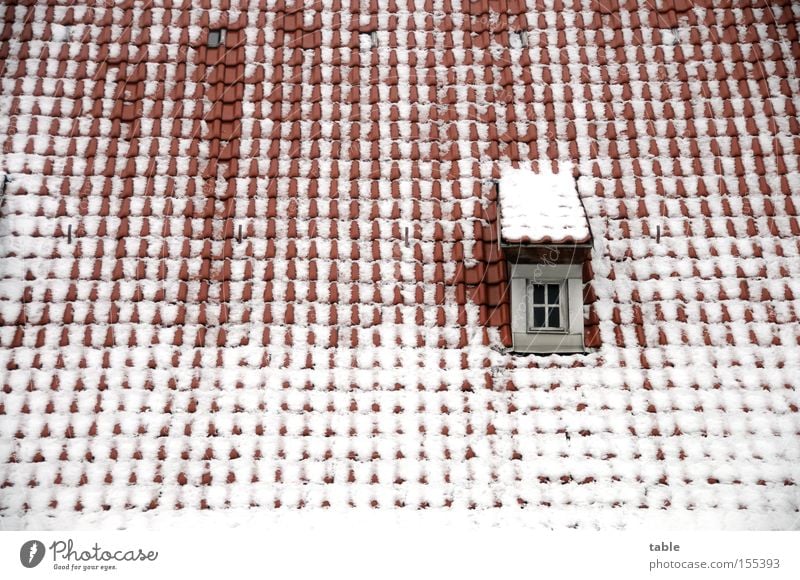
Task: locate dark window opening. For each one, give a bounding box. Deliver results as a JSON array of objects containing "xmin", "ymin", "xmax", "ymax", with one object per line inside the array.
[
  {"xmin": 208, "ymin": 29, "xmax": 225, "ymax": 48},
  {"xmin": 527, "ymin": 282, "xmax": 564, "ymax": 331}
]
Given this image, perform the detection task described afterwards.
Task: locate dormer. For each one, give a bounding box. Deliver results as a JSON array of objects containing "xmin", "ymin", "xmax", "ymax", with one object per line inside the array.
[{"xmin": 498, "ymin": 169, "xmax": 593, "ymax": 354}]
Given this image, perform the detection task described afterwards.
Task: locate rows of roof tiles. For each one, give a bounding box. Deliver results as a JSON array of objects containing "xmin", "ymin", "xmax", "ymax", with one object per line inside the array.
[{"xmin": 0, "ymin": 0, "xmax": 798, "ymax": 526}]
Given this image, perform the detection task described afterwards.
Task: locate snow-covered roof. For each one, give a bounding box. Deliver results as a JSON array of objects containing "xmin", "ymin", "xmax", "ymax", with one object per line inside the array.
[
  {"xmin": 0, "ymin": 0, "xmax": 798, "ymax": 531},
  {"xmin": 498, "ymin": 168, "xmax": 591, "ymax": 244}
]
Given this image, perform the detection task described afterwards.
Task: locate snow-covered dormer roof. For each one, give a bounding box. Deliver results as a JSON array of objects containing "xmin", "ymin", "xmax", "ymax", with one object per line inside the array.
[{"xmin": 498, "ymin": 168, "xmax": 591, "ymax": 245}]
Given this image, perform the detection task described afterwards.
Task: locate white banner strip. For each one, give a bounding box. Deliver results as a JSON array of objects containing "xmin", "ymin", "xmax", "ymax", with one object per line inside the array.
[{"xmin": 1, "ymin": 514, "xmax": 798, "ymax": 579}]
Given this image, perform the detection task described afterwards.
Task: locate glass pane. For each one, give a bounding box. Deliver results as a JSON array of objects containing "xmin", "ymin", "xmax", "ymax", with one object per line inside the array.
[
  {"xmin": 532, "ymin": 307, "xmax": 545, "ymax": 327},
  {"xmin": 547, "ymin": 284, "xmax": 560, "ymax": 305},
  {"xmin": 532, "ymin": 284, "xmax": 545, "ymax": 304},
  {"xmin": 548, "ymin": 307, "xmax": 560, "ymax": 328}
]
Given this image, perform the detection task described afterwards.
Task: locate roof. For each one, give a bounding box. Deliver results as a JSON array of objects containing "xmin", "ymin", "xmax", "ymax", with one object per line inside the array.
[
  {"xmin": 0, "ymin": 0, "xmax": 799, "ymax": 530},
  {"xmin": 498, "ymin": 167, "xmax": 592, "ymax": 244}
]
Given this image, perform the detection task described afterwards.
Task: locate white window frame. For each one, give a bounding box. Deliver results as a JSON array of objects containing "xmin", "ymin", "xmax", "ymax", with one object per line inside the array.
[
  {"xmin": 526, "ymin": 281, "xmax": 566, "ymax": 333},
  {"xmin": 509, "ymin": 263, "xmax": 585, "ymax": 354}
]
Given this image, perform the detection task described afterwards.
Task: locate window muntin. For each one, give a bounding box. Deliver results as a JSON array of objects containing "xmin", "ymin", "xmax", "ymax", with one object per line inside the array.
[{"xmin": 526, "ymin": 281, "xmax": 565, "ymax": 332}]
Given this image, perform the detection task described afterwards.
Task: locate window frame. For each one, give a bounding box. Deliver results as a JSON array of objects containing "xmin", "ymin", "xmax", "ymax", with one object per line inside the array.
[
  {"xmin": 207, "ymin": 29, "xmax": 225, "ymax": 48},
  {"xmin": 508, "ymin": 262, "xmax": 585, "ymax": 354},
  {"xmin": 526, "ymin": 281, "xmax": 567, "ymax": 333}
]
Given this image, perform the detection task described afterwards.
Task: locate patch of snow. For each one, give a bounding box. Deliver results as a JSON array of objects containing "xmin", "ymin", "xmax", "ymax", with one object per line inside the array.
[{"xmin": 498, "ymin": 168, "xmax": 591, "ymax": 244}]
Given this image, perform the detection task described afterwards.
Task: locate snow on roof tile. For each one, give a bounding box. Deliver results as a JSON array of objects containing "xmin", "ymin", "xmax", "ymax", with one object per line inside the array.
[
  {"xmin": 0, "ymin": 0, "xmax": 798, "ymax": 529},
  {"xmin": 498, "ymin": 168, "xmax": 591, "ymax": 245}
]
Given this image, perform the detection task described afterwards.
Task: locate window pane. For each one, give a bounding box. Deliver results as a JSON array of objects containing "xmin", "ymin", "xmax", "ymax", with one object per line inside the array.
[
  {"xmin": 547, "ymin": 284, "xmax": 560, "ymax": 304},
  {"xmin": 532, "ymin": 284, "xmax": 545, "ymax": 303},
  {"xmin": 548, "ymin": 307, "xmax": 560, "ymax": 328},
  {"xmin": 532, "ymin": 307, "xmax": 545, "ymax": 327}
]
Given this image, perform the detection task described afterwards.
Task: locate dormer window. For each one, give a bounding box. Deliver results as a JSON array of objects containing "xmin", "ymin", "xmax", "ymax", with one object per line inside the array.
[
  {"xmin": 207, "ymin": 29, "xmax": 225, "ymax": 48},
  {"xmin": 499, "ymin": 168, "xmax": 593, "ymax": 354}
]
